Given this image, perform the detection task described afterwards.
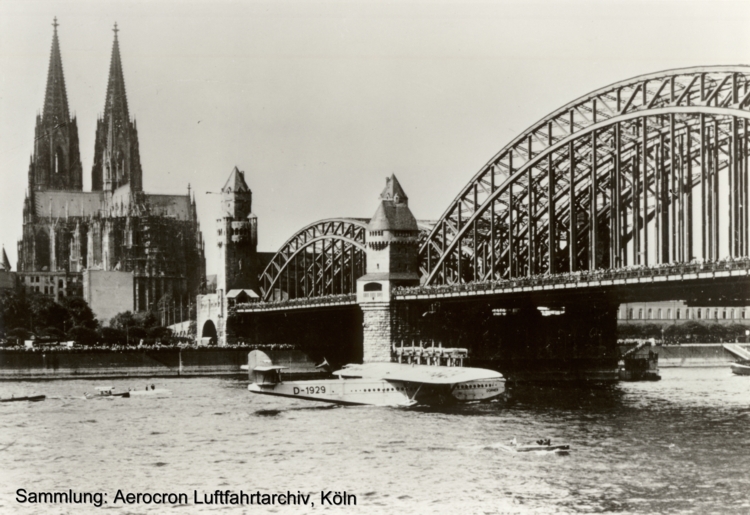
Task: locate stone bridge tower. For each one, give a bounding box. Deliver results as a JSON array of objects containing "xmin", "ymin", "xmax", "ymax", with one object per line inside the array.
[
  {"xmin": 216, "ymin": 166, "xmax": 260, "ymax": 297},
  {"xmin": 357, "ymin": 175, "xmax": 420, "ymax": 362},
  {"xmin": 197, "ymin": 167, "xmax": 260, "ymax": 346}
]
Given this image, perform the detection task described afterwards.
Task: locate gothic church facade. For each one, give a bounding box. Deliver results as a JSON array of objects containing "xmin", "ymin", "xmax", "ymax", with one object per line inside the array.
[{"xmin": 17, "ymin": 20, "xmax": 205, "ymax": 312}]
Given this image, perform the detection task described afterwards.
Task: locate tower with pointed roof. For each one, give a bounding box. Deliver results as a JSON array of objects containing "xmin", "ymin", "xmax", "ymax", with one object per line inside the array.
[
  {"xmin": 361, "ymin": 174, "xmax": 420, "ymax": 285},
  {"xmin": 0, "ymin": 245, "xmax": 16, "ymax": 293},
  {"xmin": 28, "ymin": 17, "xmax": 83, "ymax": 193},
  {"xmin": 216, "ymin": 167, "xmax": 260, "ymax": 296},
  {"xmin": 1, "ymin": 246, "xmax": 11, "ymax": 272},
  {"xmin": 357, "ymin": 175, "xmax": 420, "ymax": 362},
  {"xmin": 91, "ymin": 23, "xmax": 143, "ymax": 192}
]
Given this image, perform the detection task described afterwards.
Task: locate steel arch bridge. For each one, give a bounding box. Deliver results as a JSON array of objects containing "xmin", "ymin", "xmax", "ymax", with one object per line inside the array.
[
  {"xmin": 258, "ymin": 219, "xmax": 437, "ymax": 302},
  {"xmin": 420, "ymin": 66, "xmax": 750, "ymax": 286},
  {"xmin": 259, "ymin": 218, "xmax": 369, "ymax": 301}
]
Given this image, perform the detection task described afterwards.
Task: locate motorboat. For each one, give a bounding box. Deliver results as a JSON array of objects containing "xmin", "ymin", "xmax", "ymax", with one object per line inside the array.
[
  {"xmin": 127, "ymin": 385, "xmax": 172, "ymax": 397},
  {"xmin": 500, "ymin": 439, "xmax": 570, "ymax": 455},
  {"xmin": 84, "ymin": 386, "xmax": 129, "ymax": 399},
  {"xmin": 619, "ymin": 342, "xmax": 661, "ymax": 381},
  {"xmin": 731, "ymin": 361, "xmax": 750, "ymax": 376},
  {"xmin": 84, "ymin": 385, "xmax": 172, "ymax": 399}
]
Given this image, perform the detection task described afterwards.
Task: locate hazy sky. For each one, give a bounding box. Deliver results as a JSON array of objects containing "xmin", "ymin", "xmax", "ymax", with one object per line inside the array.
[{"xmin": 1, "ymin": 0, "xmax": 749, "ymax": 275}]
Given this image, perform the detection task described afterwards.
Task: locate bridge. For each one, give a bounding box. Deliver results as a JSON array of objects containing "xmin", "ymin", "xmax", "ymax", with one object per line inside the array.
[
  {"xmin": 257, "ymin": 218, "xmax": 435, "ymax": 302},
  {"xmin": 201, "ymin": 66, "xmax": 750, "ymax": 382}
]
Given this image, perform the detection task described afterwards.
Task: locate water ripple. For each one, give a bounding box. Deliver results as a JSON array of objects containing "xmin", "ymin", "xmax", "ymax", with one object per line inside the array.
[{"xmin": 0, "ymin": 369, "xmax": 747, "ymax": 514}]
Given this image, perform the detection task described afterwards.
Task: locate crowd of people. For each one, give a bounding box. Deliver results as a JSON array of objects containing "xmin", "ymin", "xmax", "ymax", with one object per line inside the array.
[
  {"xmin": 0, "ymin": 340, "xmax": 296, "ymax": 353},
  {"xmin": 394, "ymin": 257, "xmax": 750, "ymax": 297},
  {"xmin": 233, "ymin": 293, "xmax": 356, "ymax": 311}
]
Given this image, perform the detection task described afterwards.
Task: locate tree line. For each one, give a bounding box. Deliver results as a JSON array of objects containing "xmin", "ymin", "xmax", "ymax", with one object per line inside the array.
[
  {"xmin": 0, "ymin": 287, "xmax": 192, "ymax": 347},
  {"xmin": 618, "ymin": 321, "xmax": 750, "ymax": 343}
]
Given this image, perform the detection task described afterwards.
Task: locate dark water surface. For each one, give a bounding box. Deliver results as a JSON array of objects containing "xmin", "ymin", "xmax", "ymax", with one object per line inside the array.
[{"xmin": 1, "ymin": 368, "xmax": 749, "ymax": 514}]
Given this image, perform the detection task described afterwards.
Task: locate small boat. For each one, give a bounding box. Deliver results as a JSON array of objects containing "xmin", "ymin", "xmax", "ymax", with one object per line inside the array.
[
  {"xmin": 127, "ymin": 385, "xmax": 171, "ymax": 397},
  {"xmin": 1, "ymin": 395, "xmax": 46, "ymax": 403},
  {"xmin": 500, "ymin": 439, "xmax": 570, "ymax": 455},
  {"xmin": 731, "ymin": 361, "xmax": 750, "ymax": 376},
  {"xmin": 619, "ymin": 343, "xmax": 661, "ymax": 381},
  {"xmin": 84, "ymin": 387, "xmax": 129, "ymax": 399}
]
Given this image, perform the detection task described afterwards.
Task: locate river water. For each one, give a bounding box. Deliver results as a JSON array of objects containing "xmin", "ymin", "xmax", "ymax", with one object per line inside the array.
[{"xmin": 1, "ymin": 368, "xmax": 749, "ymax": 515}]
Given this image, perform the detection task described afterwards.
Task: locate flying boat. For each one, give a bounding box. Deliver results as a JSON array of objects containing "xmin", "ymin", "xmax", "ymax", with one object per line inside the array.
[{"xmin": 246, "ymin": 361, "xmax": 505, "ymax": 407}]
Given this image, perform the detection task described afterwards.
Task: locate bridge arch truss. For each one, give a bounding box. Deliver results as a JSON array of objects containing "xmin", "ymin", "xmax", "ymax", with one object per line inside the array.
[
  {"xmin": 259, "ymin": 218, "xmax": 368, "ymax": 301},
  {"xmin": 421, "ymin": 66, "xmax": 750, "ymax": 286}
]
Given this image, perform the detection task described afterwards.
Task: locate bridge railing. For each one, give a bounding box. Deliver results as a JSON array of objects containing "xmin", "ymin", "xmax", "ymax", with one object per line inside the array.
[
  {"xmin": 394, "ymin": 258, "xmax": 750, "ymax": 298},
  {"xmin": 234, "ymin": 293, "xmax": 357, "ymax": 312}
]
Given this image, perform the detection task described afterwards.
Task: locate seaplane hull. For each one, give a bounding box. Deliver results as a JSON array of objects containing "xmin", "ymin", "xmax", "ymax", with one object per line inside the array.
[
  {"xmin": 250, "ymin": 379, "xmax": 416, "ymax": 406},
  {"xmin": 248, "ymin": 363, "xmax": 505, "ymax": 407}
]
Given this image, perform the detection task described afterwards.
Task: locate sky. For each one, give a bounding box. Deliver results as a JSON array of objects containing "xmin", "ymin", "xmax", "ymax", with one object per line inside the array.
[{"xmin": 1, "ymin": 0, "xmax": 749, "ymax": 275}]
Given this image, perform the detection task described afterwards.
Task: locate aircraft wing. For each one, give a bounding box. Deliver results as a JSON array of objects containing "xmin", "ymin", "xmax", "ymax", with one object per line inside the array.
[{"xmin": 332, "ymin": 362, "xmax": 502, "ymax": 384}]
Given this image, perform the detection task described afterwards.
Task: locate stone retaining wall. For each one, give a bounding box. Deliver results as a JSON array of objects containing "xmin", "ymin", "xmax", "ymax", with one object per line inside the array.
[
  {"xmin": 619, "ymin": 344, "xmax": 749, "ymax": 368},
  {"xmin": 0, "ymin": 349, "xmax": 317, "ymax": 379}
]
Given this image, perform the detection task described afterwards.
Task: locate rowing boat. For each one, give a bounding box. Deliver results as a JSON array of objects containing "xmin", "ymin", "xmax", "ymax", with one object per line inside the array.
[
  {"xmin": 1, "ymin": 395, "xmax": 46, "ymax": 403},
  {"xmin": 500, "ymin": 440, "xmax": 570, "ymax": 455}
]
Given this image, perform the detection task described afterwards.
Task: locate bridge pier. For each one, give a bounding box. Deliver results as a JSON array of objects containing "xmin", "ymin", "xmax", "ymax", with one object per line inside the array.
[
  {"xmin": 360, "ymin": 303, "xmax": 395, "ymax": 362},
  {"xmin": 360, "ymin": 300, "xmax": 422, "ymax": 362},
  {"xmin": 492, "ymin": 299, "xmax": 619, "ymax": 384},
  {"xmin": 377, "ymin": 296, "xmax": 619, "ymax": 384}
]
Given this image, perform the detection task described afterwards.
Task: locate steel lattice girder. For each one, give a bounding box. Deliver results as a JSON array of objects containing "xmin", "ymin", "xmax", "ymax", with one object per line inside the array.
[
  {"xmin": 421, "ymin": 66, "xmax": 750, "ymax": 286},
  {"xmin": 259, "ymin": 218, "xmax": 368, "ymax": 301}
]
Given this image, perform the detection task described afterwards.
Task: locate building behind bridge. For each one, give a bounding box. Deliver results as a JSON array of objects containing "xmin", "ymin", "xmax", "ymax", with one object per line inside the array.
[{"xmin": 618, "ymin": 301, "xmax": 750, "ymax": 325}]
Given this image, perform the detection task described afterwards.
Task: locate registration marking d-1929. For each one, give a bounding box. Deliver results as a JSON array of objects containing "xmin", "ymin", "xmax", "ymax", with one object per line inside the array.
[{"xmin": 293, "ymin": 386, "xmax": 326, "ymax": 395}]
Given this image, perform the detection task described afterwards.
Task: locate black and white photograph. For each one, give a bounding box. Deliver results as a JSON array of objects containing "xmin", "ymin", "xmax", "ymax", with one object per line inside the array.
[{"xmin": 1, "ymin": 1, "xmax": 750, "ymax": 513}]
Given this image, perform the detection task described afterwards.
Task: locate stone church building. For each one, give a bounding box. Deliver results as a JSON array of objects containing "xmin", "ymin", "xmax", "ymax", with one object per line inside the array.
[{"xmin": 16, "ymin": 20, "xmax": 205, "ymax": 317}]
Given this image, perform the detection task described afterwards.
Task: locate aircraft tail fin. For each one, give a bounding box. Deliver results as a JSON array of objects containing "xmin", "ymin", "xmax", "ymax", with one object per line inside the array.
[{"xmin": 250, "ymin": 365, "xmax": 287, "ymax": 386}]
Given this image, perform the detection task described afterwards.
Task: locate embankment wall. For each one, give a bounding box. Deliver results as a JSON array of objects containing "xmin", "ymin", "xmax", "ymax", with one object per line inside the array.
[
  {"xmin": 0, "ymin": 348, "xmax": 317, "ymax": 379},
  {"xmin": 2, "ymin": 343, "xmax": 744, "ymax": 379},
  {"xmin": 619, "ymin": 343, "xmax": 749, "ymax": 368}
]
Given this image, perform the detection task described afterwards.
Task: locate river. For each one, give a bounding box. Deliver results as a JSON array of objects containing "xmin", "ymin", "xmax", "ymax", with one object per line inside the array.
[{"xmin": 1, "ymin": 368, "xmax": 749, "ymax": 514}]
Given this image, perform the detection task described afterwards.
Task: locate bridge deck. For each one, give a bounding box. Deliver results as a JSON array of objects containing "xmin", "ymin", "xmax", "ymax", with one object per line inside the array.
[
  {"xmin": 234, "ymin": 260, "xmax": 750, "ymax": 313},
  {"xmin": 395, "ymin": 261, "xmax": 750, "ymax": 302}
]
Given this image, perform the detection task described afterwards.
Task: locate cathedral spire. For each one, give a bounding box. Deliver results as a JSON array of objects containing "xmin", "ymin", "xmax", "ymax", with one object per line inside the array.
[
  {"xmin": 29, "ymin": 18, "xmax": 83, "ymax": 192},
  {"xmin": 103, "ymin": 22, "xmax": 130, "ymax": 131},
  {"xmin": 1, "ymin": 246, "xmax": 11, "ymax": 272},
  {"xmin": 91, "ymin": 23, "xmax": 142, "ymax": 192},
  {"xmin": 42, "ymin": 17, "xmax": 70, "ymax": 125}
]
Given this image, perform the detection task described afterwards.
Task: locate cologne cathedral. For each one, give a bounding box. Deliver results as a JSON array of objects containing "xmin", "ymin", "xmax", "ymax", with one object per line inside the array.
[{"xmin": 17, "ymin": 20, "xmax": 205, "ymax": 312}]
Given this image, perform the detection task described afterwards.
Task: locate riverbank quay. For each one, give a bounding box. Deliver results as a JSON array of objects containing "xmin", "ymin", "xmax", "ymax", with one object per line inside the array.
[
  {"xmin": 619, "ymin": 343, "xmax": 750, "ymax": 368},
  {"xmin": 0, "ymin": 347, "xmax": 317, "ymax": 380}
]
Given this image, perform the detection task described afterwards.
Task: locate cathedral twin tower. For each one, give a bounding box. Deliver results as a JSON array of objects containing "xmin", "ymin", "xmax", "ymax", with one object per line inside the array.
[
  {"xmin": 29, "ymin": 20, "xmax": 142, "ymax": 196},
  {"xmin": 18, "ymin": 19, "xmax": 206, "ymax": 316}
]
